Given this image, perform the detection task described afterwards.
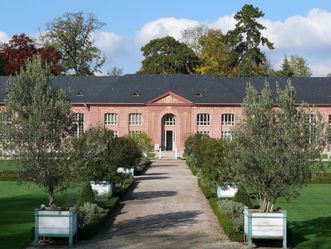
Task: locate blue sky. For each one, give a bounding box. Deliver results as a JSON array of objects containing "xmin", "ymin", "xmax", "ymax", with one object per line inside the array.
[{"xmin": 1, "ymin": 0, "xmax": 331, "ymax": 75}]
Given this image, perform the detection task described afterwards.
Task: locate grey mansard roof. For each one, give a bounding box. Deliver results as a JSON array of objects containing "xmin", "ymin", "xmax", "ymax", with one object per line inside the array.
[{"xmin": 0, "ymin": 74, "xmax": 331, "ymax": 105}]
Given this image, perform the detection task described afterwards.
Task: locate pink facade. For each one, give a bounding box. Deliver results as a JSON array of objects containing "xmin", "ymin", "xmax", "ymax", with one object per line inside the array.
[{"xmin": 71, "ymin": 91, "xmax": 246, "ymax": 156}]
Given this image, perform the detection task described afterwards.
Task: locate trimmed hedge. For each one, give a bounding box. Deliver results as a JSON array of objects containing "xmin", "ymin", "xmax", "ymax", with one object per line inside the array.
[
  {"xmin": 209, "ymin": 198, "xmax": 243, "ymax": 241},
  {"xmin": 310, "ymin": 173, "xmax": 331, "ymax": 184},
  {"xmin": 0, "ymin": 171, "xmax": 17, "ymax": 181},
  {"xmin": 233, "ymin": 187, "xmax": 253, "ymax": 208},
  {"xmin": 198, "ymin": 178, "xmax": 216, "ymax": 199}
]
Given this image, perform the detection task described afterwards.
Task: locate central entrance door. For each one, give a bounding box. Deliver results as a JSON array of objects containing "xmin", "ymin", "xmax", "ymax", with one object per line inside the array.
[
  {"xmin": 162, "ymin": 114, "xmax": 176, "ymax": 151},
  {"xmin": 166, "ymin": 131, "xmax": 173, "ymax": 151}
]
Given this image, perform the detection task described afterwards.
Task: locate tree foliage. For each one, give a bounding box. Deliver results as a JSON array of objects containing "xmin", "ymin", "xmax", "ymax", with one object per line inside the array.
[
  {"xmin": 181, "ymin": 24, "xmax": 209, "ymax": 56},
  {"xmin": 138, "ymin": 36, "xmax": 200, "ymax": 74},
  {"xmin": 108, "ymin": 66, "xmax": 123, "ymax": 76},
  {"xmin": 184, "ymin": 134, "xmax": 234, "ymax": 190},
  {"xmin": 127, "ymin": 132, "xmax": 153, "ymax": 154},
  {"xmin": 278, "ymin": 55, "xmax": 294, "ymax": 77},
  {"xmin": 110, "ymin": 136, "xmax": 142, "ymax": 169},
  {"xmin": 232, "ymin": 82, "xmax": 325, "ymax": 212},
  {"xmin": 194, "ymin": 29, "xmax": 230, "ymax": 76},
  {"xmin": 43, "ymin": 12, "xmax": 105, "ymax": 75},
  {"xmin": 225, "ymin": 4, "xmax": 274, "ymax": 76},
  {"xmin": 0, "ymin": 34, "xmax": 61, "ymax": 75},
  {"xmin": 70, "ymin": 127, "xmax": 117, "ymax": 182},
  {"xmin": 288, "ymin": 55, "xmax": 312, "ymax": 77},
  {"xmin": 4, "ymin": 56, "xmax": 71, "ymax": 206}
]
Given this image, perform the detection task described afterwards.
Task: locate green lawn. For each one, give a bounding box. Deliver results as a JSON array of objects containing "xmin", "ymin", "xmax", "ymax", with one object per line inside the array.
[
  {"xmin": 0, "ymin": 181, "xmax": 79, "ymax": 249},
  {"xmin": 277, "ymin": 184, "xmax": 331, "ymax": 249}
]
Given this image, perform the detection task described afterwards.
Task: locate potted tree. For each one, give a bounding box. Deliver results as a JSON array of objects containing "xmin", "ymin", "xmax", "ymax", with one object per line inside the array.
[
  {"xmin": 232, "ymin": 82, "xmax": 326, "ymax": 248},
  {"xmin": 71, "ymin": 127, "xmax": 117, "ymax": 196},
  {"xmin": 4, "ymin": 57, "xmax": 76, "ymax": 246},
  {"xmin": 112, "ymin": 136, "xmax": 142, "ymax": 178}
]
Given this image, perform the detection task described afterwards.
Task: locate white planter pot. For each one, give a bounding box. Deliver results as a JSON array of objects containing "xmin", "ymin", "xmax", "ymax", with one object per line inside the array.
[
  {"xmin": 217, "ymin": 184, "xmax": 238, "ymax": 198},
  {"xmin": 117, "ymin": 167, "xmax": 135, "ymax": 176},
  {"xmin": 90, "ymin": 181, "xmax": 113, "ymax": 196},
  {"xmin": 244, "ymin": 207, "xmax": 287, "ymax": 248},
  {"xmin": 35, "ymin": 208, "xmax": 77, "ymax": 247}
]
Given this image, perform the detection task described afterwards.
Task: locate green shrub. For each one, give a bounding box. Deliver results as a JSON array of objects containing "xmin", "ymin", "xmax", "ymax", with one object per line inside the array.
[
  {"xmin": 77, "ymin": 183, "xmax": 96, "ymax": 207},
  {"xmin": 78, "ymin": 202, "xmax": 103, "ymax": 227},
  {"xmin": 233, "ymin": 187, "xmax": 253, "ymax": 208},
  {"xmin": 218, "ymin": 200, "xmax": 245, "ymax": 233},
  {"xmin": 147, "ymin": 151, "xmax": 156, "ymax": 159}
]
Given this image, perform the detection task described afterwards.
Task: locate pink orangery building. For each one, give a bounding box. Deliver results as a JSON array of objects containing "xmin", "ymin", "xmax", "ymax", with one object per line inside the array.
[{"xmin": 1, "ymin": 74, "xmax": 331, "ymax": 156}]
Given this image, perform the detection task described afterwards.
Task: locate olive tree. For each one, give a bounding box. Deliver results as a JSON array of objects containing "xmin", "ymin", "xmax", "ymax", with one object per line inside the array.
[
  {"xmin": 4, "ymin": 56, "xmax": 71, "ymax": 206},
  {"xmin": 232, "ymin": 81, "xmax": 326, "ymax": 212}
]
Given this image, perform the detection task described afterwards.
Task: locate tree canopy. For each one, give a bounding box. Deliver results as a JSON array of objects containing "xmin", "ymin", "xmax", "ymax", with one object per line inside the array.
[
  {"xmin": 0, "ymin": 34, "xmax": 61, "ymax": 75},
  {"xmin": 138, "ymin": 36, "xmax": 200, "ymax": 74},
  {"xmin": 232, "ymin": 82, "xmax": 325, "ymax": 212},
  {"xmin": 225, "ymin": 4, "xmax": 274, "ymax": 76},
  {"xmin": 194, "ymin": 29, "xmax": 230, "ymax": 76},
  {"xmin": 43, "ymin": 12, "xmax": 105, "ymax": 76},
  {"xmin": 4, "ymin": 56, "xmax": 71, "ymax": 206}
]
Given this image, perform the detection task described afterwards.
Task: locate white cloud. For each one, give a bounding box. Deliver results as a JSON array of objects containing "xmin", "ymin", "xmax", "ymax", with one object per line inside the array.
[
  {"xmin": 135, "ymin": 9, "xmax": 331, "ymax": 76},
  {"xmin": 0, "ymin": 31, "xmax": 10, "ymax": 44},
  {"xmin": 136, "ymin": 17, "xmax": 200, "ymax": 47},
  {"xmin": 93, "ymin": 31, "xmax": 127, "ymax": 65}
]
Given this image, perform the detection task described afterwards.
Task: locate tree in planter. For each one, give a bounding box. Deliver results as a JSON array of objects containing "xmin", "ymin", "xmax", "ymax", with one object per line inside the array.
[
  {"xmin": 184, "ymin": 134, "xmax": 234, "ymax": 189},
  {"xmin": 127, "ymin": 132, "xmax": 153, "ymax": 155},
  {"xmin": 110, "ymin": 136, "xmax": 142, "ymax": 169},
  {"xmin": 232, "ymin": 82, "xmax": 326, "ymax": 212},
  {"xmin": 4, "ymin": 56, "xmax": 71, "ymax": 206},
  {"xmin": 70, "ymin": 127, "xmax": 117, "ymax": 183}
]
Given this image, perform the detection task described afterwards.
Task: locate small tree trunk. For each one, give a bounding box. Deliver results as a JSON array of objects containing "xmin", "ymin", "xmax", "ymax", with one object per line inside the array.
[{"xmin": 47, "ymin": 186, "xmax": 56, "ymax": 207}]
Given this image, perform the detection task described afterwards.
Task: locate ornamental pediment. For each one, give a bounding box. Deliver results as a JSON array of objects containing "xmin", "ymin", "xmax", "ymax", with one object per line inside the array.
[{"xmin": 146, "ymin": 91, "xmax": 192, "ymax": 106}]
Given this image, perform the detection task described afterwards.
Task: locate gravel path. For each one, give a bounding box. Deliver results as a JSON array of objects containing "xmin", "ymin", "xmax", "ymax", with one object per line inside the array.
[{"xmin": 30, "ymin": 160, "xmax": 246, "ymax": 249}]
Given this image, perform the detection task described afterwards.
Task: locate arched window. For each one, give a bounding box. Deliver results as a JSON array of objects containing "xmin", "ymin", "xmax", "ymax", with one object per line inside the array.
[{"xmin": 163, "ymin": 115, "xmax": 176, "ymax": 125}]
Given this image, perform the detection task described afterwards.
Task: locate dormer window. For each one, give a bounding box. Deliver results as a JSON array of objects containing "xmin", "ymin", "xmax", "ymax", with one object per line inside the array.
[
  {"xmin": 76, "ymin": 90, "xmax": 85, "ymax": 97},
  {"xmin": 132, "ymin": 91, "xmax": 140, "ymax": 97},
  {"xmin": 196, "ymin": 91, "xmax": 203, "ymax": 97}
]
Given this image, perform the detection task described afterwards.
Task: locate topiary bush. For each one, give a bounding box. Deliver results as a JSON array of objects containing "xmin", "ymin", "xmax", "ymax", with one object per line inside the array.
[
  {"xmin": 77, "ymin": 183, "xmax": 96, "ymax": 207},
  {"xmin": 233, "ymin": 186, "xmax": 253, "ymax": 208}
]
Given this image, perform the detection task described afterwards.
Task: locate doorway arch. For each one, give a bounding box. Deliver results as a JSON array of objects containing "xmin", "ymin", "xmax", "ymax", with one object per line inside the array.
[{"xmin": 161, "ymin": 114, "xmax": 176, "ymax": 151}]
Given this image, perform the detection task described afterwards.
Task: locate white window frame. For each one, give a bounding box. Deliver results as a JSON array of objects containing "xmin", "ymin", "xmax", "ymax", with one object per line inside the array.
[
  {"xmin": 163, "ymin": 115, "xmax": 176, "ymax": 125},
  {"xmin": 221, "ymin": 131, "xmax": 233, "ymax": 141},
  {"xmin": 198, "ymin": 131, "xmax": 210, "ymax": 136},
  {"xmin": 129, "ymin": 113, "xmax": 143, "ymax": 126},
  {"xmin": 104, "ymin": 113, "xmax": 118, "ymax": 125},
  {"xmin": 197, "ymin": 113, "xmax": 210, "ymax": 126},
  {"xmin": 72, "ymin": 113, "xmax": 84, "ymax": 137},
  {"xmin": 222, "ymin": 114, "xmax": 235, "ymax": 126}
]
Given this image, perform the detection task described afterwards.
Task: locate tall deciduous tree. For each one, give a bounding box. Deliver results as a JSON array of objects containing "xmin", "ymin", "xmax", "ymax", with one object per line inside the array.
[
  {"xmin": 232, "ymin": 82, "xmax": 325, "ymax": 212},
  {"xmin": 138, "ymin": 36, "xmax": 200, "ymax": 74},
  {"xmin": 43, "ymin": 12, "xmax": 105, "ymax": 75},
  {"xmin": 225, "ymin": 4, "xmax": 274, "ymax": 76},
  {"xmin": 0, "ymin": 34, "xmax": 61, "ymax": 75},
  {"xmin": 4, "ymin": 56, "xmax": 71, "ymax": 206},
  {"xmin": 194, "ymin": 29, "xmax": 230, "ymax": 76},
  {"xmin": 181, "ymin": 24, "xmax": 209, "ymax": 56}
]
